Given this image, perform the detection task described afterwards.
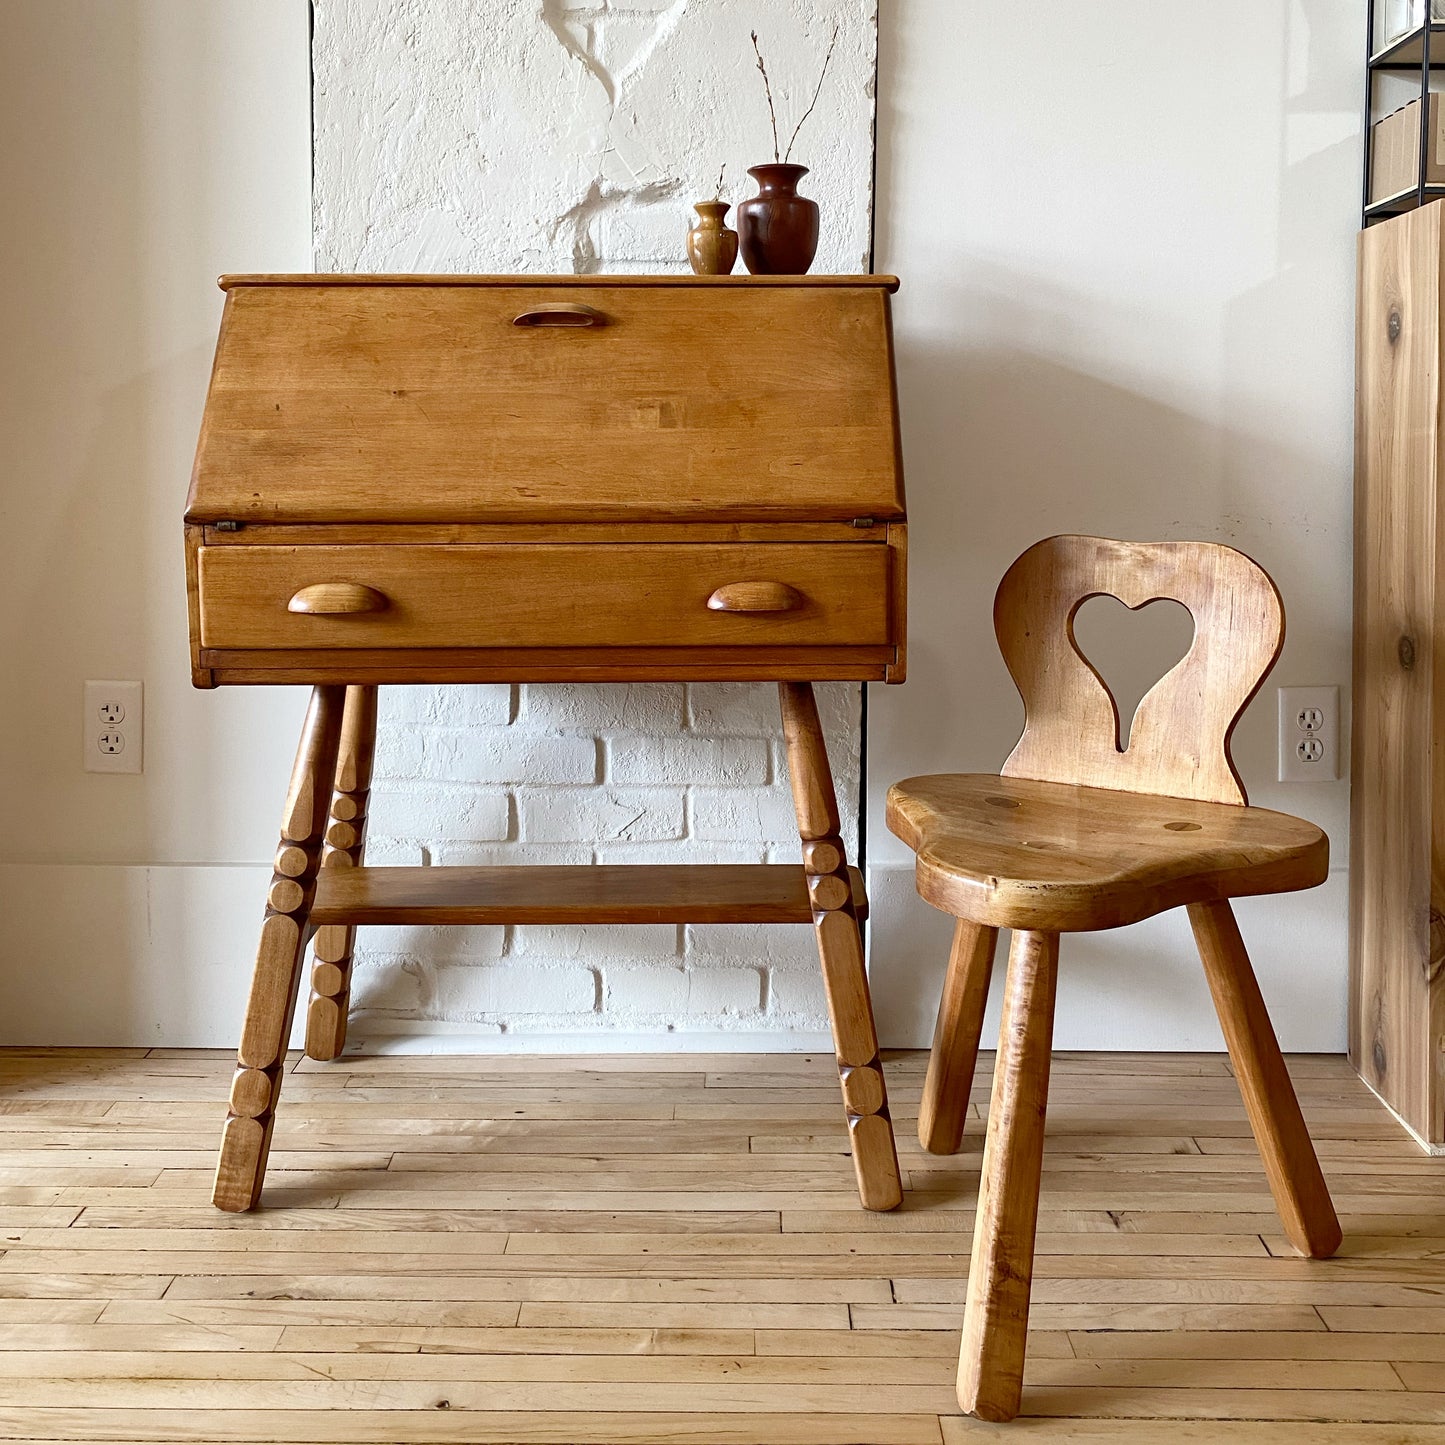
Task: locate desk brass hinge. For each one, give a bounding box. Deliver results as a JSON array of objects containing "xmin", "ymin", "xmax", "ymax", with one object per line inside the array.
[
  {"xmin": 850, "ymin": 516, "xmax": 876, "ymax": 528},
  {"xmin": 214, "ymin": 520, "xmax": 244, "ymax": 532}
]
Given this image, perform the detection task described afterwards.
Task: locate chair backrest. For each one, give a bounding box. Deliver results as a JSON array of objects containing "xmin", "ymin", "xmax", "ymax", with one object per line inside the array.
[{"xmin": 993, "ymin": 535, "xmax": 1284, "ymax": 806}]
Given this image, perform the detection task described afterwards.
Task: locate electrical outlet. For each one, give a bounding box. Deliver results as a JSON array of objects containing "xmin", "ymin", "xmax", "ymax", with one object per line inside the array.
[
  {"xmin": 1277, "ymin": 685, "xmax": 1338, "ymax": 783},
  {"xmin": 84, "ymin": 680, "xmax": 143, "ymax": 774}
]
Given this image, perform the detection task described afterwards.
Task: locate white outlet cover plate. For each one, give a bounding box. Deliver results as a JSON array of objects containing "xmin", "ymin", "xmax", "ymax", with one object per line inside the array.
[
  {"xmin": 1277, "ymin": 685, "xmax": 1338, "ymax": 783},
  {"xmin": 84, "ymin": 679, "xmax": 143, "ymax": 774}
]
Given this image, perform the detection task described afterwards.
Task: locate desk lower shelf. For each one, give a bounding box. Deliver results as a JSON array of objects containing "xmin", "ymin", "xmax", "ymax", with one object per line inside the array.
[{"xmin": 311, "ymin": 863, "xmax": 868, "ymax": 927}]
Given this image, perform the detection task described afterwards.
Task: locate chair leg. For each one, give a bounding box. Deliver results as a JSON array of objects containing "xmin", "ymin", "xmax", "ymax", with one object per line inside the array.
[
  {"xmin": 213, "ymin": 685, "xmax": 346, "ymax": 1213},
  {"xmin": 957, "ymin": 929, "xmax": 1059, "ymax": 1422},
  {"xmin": 304, "ymin": 685, "xmax": 378, "ymax": 1061},
  {"xmin": 1187, "ymin": 899, "xmax": 1342, "ymax": 1259},
  {"xmin": 778, "ymin": 681, "xmax": 903, "ymax": 1213},
  {"xmin": 919, "ymin": 919, "xmax": 999, "ymax": 1155}
]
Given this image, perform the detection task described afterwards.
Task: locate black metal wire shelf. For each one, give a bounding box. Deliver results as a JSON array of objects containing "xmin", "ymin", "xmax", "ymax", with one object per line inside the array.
[
  {"xmin": 1365, "ymin": 183, "xmax": 1445, "ymax": 217},
  {"xmin": 1364, "ymin": 2, "xmax": 1445, "ymax": 225},
  {"xmin": 1371, "ymin": 21, "xmax": 1445, "ymax": 68}
]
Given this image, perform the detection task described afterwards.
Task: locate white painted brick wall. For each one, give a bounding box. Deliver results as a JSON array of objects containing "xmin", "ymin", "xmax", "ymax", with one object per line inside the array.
[{"xmin": 312, "ymin": 0, "xmax": 877, "ymax": 1039}]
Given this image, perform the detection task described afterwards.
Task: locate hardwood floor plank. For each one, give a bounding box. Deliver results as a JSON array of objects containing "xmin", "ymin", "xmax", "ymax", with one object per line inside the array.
[
  {"xmin": 1009, "ymin": 1387, "xmax": 1445, "ymax": 1422},
  {"xmin": 0, "ymin": 1325, "xmax": 284, "ymax": 1352},
  {"xmin": 1392, "ymin": 1363, "xmax": 1445, "ymax": 1391},
  {"xmin": 70, "ymin": 1207, "xmax": 782, "ymax": 1234},
  {"xmin": 499, "ymin": 1230, "xmax": 1266, "ymax": 1258},
  {"xmin": 156, "ymin": 1273, "xmax": 894, "ymax": 1303},
  {"xmin": 0, "ymin": 1351, "xmax": 960, "ymax": 1383},
  {"xmin": 274, "ymin": 1326, "xmax": 756, "ymax": 1355},
  {"xmin": 1318, "ymin": 1308, "xmax": 1445, "ymax": 1333},
  {"xmin": 1068, "ymin": 1330, "xmax": 1445, "ymax": 1363},
  {"xmin": 0, "ymin": 1409, "xmax": 950, "ymax": 1443},
  {"xmin": 0, "ymin": 1379, "xmax": 968, "ymax": 1411},
  {"xmin": 941, "ymin": 1423, "xmax": 1445, "ymax": 1443},
  {"xmin": 851, "ymin": 1302, "xmax": 1329, "ymax": 1331},
  {"xmin": 756, "ymin": 1328, "xmax": 1075, "ymax": 1360}
]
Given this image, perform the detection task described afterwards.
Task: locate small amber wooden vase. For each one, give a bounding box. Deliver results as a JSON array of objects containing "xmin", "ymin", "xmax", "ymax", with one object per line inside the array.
[{"xmin": 687, "ymin": 200, "xmax": 739, "ymax": 276}]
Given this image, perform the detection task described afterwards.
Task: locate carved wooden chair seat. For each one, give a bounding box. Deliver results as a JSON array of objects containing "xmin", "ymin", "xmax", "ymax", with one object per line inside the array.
[{"xmin": 886, "ymin": 534, "xmax": 1342, "ymax": 1422}]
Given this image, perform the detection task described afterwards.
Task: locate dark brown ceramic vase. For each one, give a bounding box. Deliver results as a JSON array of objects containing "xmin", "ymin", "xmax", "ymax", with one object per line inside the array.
[{"xmin": 737, "ymin": 163, "xmax": 819, "ymax": 275}]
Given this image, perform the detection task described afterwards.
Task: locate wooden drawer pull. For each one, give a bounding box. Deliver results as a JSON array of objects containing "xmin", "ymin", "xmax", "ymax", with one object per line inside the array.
[
  {"xmin": 287, "ymin": 583, "xmax": 389, "ymax": 615},
  {"xmin": 512, "ymin": 303, "xmax": 605, "ymax": 328},
  {"xmin": 707, "ymin": 581, "xmax": 803, "ymax": 614}
]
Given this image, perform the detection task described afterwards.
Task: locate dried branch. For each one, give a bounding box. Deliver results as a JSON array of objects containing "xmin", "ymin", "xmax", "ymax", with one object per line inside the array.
[
  {"xmin": 750, "ymin": 30, "xmax": 781, "ymax": 164},
  {"xmin": 714, "ymin": 163, "xmax": 726, "ymax": 200},
  {"xmin": 784, "ymin": 24, "xmax": 839, "ymax": 163}
]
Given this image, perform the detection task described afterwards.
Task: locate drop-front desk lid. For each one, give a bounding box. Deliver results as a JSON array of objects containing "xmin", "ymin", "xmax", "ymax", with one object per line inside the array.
[{"xmin": 186, "ymin": 274, "xmax": 905, "ymax": 526}]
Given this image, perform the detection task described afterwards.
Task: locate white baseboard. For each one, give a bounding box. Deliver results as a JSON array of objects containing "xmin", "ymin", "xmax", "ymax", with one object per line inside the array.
[{"xmin": 344, "ymin": 1023, "xmax": 836, "ymax": 1055}]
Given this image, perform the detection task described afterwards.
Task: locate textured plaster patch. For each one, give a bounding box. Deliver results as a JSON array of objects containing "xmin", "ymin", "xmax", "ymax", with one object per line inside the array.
[{"xmin": 314, "ymin": 0, "xmax": 878, "ymax": 275}]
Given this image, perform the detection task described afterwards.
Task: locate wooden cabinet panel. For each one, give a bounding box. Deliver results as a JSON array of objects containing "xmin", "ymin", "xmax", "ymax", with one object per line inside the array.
[
  {"xmin": 1352, "ymin": 202, "xmax": 1445, "ymax": 1147},
  {"xmin": 197, "ymin": 542, "xmax": 893, "ymax": 652}
]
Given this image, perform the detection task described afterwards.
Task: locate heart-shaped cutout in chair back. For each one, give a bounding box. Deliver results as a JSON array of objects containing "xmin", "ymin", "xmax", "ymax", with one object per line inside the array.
[{"xmin": 1071, "ymin": 594, "xmax": 1195, "ymax": 750}]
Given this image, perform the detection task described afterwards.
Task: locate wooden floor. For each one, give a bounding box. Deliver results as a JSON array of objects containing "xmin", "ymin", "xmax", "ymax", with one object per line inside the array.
[{"xmin": 0, "ymin": 1048, "xmax": 1442, "ymax": 1442}]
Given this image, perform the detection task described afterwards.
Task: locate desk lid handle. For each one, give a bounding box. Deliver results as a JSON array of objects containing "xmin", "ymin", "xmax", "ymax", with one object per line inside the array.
[
  {"xmin": 707, "ymin": 581, "xmax": 803, "ymax": 614},
  {"xmin": 512, "ymin": 303, "xmax": 605, "ymax": 327},
  {"xmin": 288, "ymin": 583, "xmax": 389, "ymax": 615}
]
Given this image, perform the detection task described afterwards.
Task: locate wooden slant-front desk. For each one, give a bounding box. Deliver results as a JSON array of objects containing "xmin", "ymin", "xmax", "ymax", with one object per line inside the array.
[{"xmin": 185, "ymin": 274, "xmax": 908, "ymax": 1213}]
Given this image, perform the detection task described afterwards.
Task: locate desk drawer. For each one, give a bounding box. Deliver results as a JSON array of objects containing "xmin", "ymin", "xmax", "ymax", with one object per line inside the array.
[{"xmin": 197, "ymin": 544, "xmax": 892, "ymax": 651}]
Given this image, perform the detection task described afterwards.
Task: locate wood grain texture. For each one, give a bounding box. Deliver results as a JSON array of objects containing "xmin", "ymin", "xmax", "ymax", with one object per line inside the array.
[
  {"xmin": 287, "ymin": 582, "xmax": 388, "ymax": 615},
  {"xmin": 706, "ymin": 581, "xmax": 803, "ymax": 613},
  {"xmin": 218, "ymin": 273, "xmax": 903, "ymax": 290},
  {"xmin": 4, "ymin": 1047, "xmax": 1418, "ymax": 1436},
  {"xmin": 1351, "ymin": 203, "xmax": 1445, "ymax": 1146},
  {"xmin": 995, "ymin": 535, "xmax": 1284, "ymax": 806},
  {"xmin": 201, "ymin": 521, "xmax": 891, "ymax": 545},
  {"xmin": 198, "ymin": 646, "xmax": 899, "ymax": 686},
  {"xmin": 885, "ymin": 774, "xmax": 1327, "ymax": 932},
  {"xmin": 918, "ymin": 921, "xmax": 998, "ymax": 1155},
  {"xmin": 305, "ymin": 686, "xmax": 378, "ymax": 1062},
  {"xmin": 1189, "ymin": 901, "xmax": 1342, "ymax": 1260},
  {"xmin": 196, "ymin": 543, "xmax": 892, "ymax": 652},
  {"xmin": 957, "ymin": 931, "xmax": 1060, "ymax": 1421},
  {"xmin": 213, "ymin": 686, "xmax": 345, "ymax": 1213},
  {"xmin": 186, "ymin": 280, "xmax": 904, "ymax": 525},
  {"xmin": 779, "ymin": 682, "xmax": 902, "ymax": 1213},
  {"xmin": 310, "ymin": 865, "xmax": 867, "ymax": 927}
]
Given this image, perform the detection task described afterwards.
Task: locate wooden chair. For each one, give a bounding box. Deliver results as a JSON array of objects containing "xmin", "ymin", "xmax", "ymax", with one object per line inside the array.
[{"xmin": 886, "ymin": 535, "xmax": 1342, "ymax": 1422}]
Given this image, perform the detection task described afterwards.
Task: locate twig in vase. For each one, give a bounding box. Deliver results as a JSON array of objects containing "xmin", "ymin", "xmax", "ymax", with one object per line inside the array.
[
  {"xmin": 714, "ymin": 163, "xmax": 726, "ymax": 200},
  {"xmin": 784, "ymin": 24, "xmax": 839, "ymax": 163},
  {"xmin": 750, "ymin": 31, "xmax": 781, "ymax": 163}
]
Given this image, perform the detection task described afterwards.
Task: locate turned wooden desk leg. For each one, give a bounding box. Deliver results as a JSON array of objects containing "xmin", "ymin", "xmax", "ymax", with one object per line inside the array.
[
  {"xmin": 213, "ymin": 685, "xmax": 346, "ymax": 1213},
  {"xmin": 305, "ymin": 685, "xmax": 378, "ymax": 1062},
  {"xmin": 919, "ymin": 919, "xmax": 999, "ymax": 1155},
  {"xmin": 958, "ymin": 928, "xmax": 1059, "ymax": 1422},
  {"xmin": 1188, "ymin": 899, "xmax": 1342, "ymax": 1259},
  {"xmin": 778, "ymin": 681, "xmax": 902, "ymax": 1213}
]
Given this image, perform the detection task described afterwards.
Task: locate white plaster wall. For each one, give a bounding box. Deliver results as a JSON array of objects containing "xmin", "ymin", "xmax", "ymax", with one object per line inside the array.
[
  {"xmin": 868, "ymin": 0, "xmax": 1360, "ymax": 1052},
  {"xmin": 312, "ymin": 0, "xmax": 881, "ymax": 1041},
  {"xmin": 0, "ymin": 1, "xmax": 314, "ymax": 1044}
]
